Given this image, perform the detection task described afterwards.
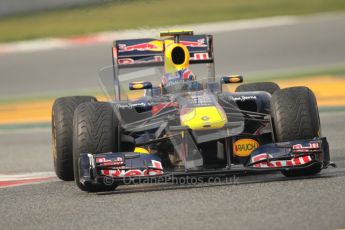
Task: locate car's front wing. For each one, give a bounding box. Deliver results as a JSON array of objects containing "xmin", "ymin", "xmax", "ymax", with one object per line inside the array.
[{"xmin": 78, "ymin": 137, "xmax": 334, "ymax": 186}]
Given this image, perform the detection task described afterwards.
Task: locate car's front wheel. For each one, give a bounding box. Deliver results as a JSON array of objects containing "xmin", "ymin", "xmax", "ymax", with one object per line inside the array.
[
  {"xmin": 270, "ymin": 87, "xmax": 322, "ymax": 177},
  {"xmin": 52, "ymin": 96, "xmax": 97, "ymax": 181},
  {"xmin": 73, "ymin": 102, "xmax": 119, "ymax": 192}
]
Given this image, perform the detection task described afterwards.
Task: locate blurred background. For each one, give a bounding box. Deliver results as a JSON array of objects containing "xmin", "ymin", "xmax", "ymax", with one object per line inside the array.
[
  {"xmin": 0, "ymin": 0, "xmax": 345, "ymax": 154},
  {"xmin": 1, "ymin": 0, "xmax": 345, "ymax": 119},
  {"xmin": 0, "ymin": 0, "xmax": 344, "ymax": 158},
  {"xmin": 1, "ymin": 1, "xmax": 345, "ymax": 229}
]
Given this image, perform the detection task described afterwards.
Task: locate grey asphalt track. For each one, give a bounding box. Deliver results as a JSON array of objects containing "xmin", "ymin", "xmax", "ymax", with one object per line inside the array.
[
  {"xmin": 1, "ymin": 13, "xmax": 345, "ymax": 98},
  {"xmin": 1, "ymin": 13, "xmax": 345, "ymax": 230},
  {"xmin": 0, "ymin": 111, "xmax": 344, "ymax": 230}
]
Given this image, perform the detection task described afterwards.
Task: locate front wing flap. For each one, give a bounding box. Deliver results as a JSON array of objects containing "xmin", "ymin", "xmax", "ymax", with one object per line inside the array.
[
  {"xmin": 246, "ymin": 137, "xmax": 331, "ymax": 169},
  {"xmin": 79, "ymin": 152, "xmax": 164, "ymax": 186}
]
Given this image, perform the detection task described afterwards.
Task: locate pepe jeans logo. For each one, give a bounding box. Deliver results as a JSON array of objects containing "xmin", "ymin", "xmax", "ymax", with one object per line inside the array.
[{"xmin": 229, "ymin": 95, "xmax": 256, "ymax": 102}]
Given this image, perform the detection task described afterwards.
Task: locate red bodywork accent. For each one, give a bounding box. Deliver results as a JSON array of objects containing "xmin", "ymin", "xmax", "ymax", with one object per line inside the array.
[
  {"xmin": 151, "ymin": 102, "xmax": 178, "ymax": 116},
  {"xmin": 251, "ymin": 153, "xmax": 312, "ymax": 168},
  {"xmin": 118, "ymin": 43, "xmax": 160, "ymax": 52},
  {"xmin": 180, "ymin": 39, "xmax": 207, "ymax": 48}
]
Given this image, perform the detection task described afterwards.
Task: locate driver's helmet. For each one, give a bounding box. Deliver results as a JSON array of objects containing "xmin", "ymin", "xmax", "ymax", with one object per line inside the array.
[
  {"xmin": 161, "ymin": 68, "xmax": 195, "ymax": 86},
  {"xmin": 161, "ymin": 68, "xmax": 199, "ymax": 93}
]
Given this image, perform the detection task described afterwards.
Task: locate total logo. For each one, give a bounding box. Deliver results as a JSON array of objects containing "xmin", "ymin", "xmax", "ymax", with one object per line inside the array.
[{"xmin": 233, "ymin": 139, "xmax": 259, "ymax": 157}]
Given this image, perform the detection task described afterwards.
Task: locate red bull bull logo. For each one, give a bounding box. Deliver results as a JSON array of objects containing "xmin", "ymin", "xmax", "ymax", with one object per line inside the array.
[
  {"xmin": 118, "ymin": 40, "xmax": 163, "ymax": 52},
  {"xmin": 118, "ymin": 56, "xmax": 163, "ymax": 65},
  {"xmin": 180, "ymin": 39, "xmax": 207, "ymax": 48},
  {"xmin": 118, "ymin": 39, "xmax": 207, "ymax": 53}
]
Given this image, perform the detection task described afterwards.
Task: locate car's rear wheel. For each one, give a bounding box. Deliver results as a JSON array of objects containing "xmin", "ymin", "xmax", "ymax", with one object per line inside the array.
[
  {"xmin": 270, "ymin": 87, "xmax": 322, "ymax": 177},
  {"xmin": 52, "ymin": 96, "xmax": 97, "ymax": 181},
  {"xmin": 235, "ymin": 82, "xmax": 280, "ymax": 94},
  {"xmin": 73, "ymin": 102, "xmax": 119, "ymax": 192}
]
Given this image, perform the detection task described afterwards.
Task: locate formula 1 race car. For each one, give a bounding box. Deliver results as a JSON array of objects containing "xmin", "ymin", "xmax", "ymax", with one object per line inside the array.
[{"xmin": 52, "ymin": 30, "xmax": 335, "ymax": 192}]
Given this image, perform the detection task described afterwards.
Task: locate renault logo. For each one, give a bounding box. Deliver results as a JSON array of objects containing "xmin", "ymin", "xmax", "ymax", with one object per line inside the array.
[{"xmin": 201, "ymin": 116, "xmax": 209, "ymax": 121}]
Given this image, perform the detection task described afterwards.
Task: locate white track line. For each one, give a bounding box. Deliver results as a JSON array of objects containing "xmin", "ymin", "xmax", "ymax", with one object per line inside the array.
[
  {"xmin": 0, "ymin": 171, "xmax": 56, "ymax": 181},
  {"xmin": 0, "ymin": 171, "xmax": 58, "ymax": 188}
]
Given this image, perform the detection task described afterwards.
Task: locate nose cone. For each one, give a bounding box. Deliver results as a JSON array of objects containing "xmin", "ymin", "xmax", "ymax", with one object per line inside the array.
[{"xmin": 180, "ymin": 106, "xmax": 228, "ymax": 130}]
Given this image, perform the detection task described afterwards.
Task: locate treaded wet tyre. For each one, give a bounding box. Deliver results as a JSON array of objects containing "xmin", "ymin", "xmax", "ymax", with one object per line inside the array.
[
  {"xmin": 235, "ymin": 82, "xmax": 280, "ymax": 94},
  {"xmin": 270, "ymin": 87, "xmax": 322, "ymax": 177},
  {"xmin": 52, "ymin": 96, "xmax": 97, "ymax": 181},
  {"xmin": 73, "ymin": 102, "xmax": 119, "ymax": 192}
]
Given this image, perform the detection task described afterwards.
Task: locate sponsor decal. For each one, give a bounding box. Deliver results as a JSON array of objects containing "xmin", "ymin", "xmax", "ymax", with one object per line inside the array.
[
  {"xmin": 191, "ymin": 53, "xmax": 209, "ymax": 60},
  {"xmin": 96, "ymin": 157, "xmax": 124, "ymax": 167},
  {"xmin": 115, "ymin": 103, "xmax": 135, "ymax": 109},
  {"xmin": 292, "ymin": 142, "xmax": 320, "ymax": 152},
  {"xmin": 251, "ymin": 153, "xmax": 312, "ymax": 168},
  {"xmin": 191, "ymin": 94, "xmax": 213, "ymax": 105},
  {"xmin": 180, "ymin": 39, "xmax": 207, "ymax": 48},
  {"xmin": 233, "ymin": 139, "xmax": 260, "ymax": 157},
  {"xmin": 101, "ymin": 160, "xmax": 163, "ymax": 177},
  {"xmin": 201, "ymin": 116, "xmax": 209, "ymax": 121},
  {"xmin": 118, "ymin": 56, "xmax": 163, "ymax": 65},
  {"xmin": 229, "ymin": 95, "xmax": 257, "ymax": 102},
  {"xmin": 118, "ymin": 41, "xmax": 163, "ymax": 52}
]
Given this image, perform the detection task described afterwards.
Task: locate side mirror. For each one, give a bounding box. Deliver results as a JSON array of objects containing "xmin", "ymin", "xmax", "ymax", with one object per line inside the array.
[
  {"xmin": 220, "ymin": 75, "xmax": 243, "ymax": 84},
  {"xmin": 129, "ymin": 81, "xmax": 152, "ymax": 90}
]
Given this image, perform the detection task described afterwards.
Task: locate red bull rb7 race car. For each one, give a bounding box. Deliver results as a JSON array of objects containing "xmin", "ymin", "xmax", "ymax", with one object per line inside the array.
[{"xmin": 52, "ymin": 30, "xmax": 335, "ymax": 192}]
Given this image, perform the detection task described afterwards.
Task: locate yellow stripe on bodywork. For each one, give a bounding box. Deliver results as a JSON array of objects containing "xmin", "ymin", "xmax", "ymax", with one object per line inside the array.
[{"xmin": 134, "ymin": 147, "xmax": 150, "ymax": 154}]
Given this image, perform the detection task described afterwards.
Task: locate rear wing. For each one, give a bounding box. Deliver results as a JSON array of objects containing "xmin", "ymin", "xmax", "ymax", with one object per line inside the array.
[{"xmin": 112, "ymin": 34, "xmax": 214, "ymax": 69}]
